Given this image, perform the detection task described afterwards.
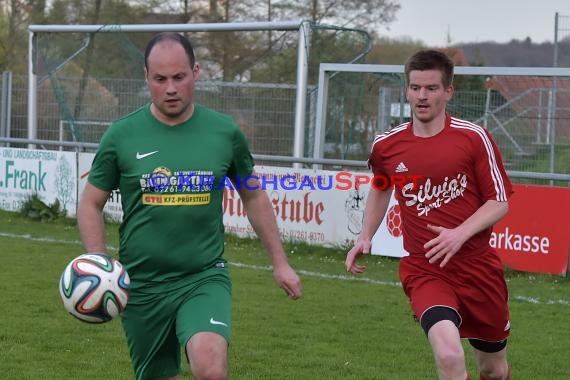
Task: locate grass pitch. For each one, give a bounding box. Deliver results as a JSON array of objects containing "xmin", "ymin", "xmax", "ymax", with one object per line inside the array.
[{"xmin": 0, "ymin": 210, "xmax": 568, "ymax": 379}]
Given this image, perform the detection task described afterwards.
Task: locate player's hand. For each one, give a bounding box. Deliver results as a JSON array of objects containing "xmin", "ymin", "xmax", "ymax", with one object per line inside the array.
[
  {"xmin": 345, "ymin": 240, "xmax": 371, "ymax": 274},
  {"xmin": 424, "ymin": 224, "xmax": 467, "ymax": 267},
  {"xmin": 273, "ymin": 263, "xmax": 302, "ymax": 300}
]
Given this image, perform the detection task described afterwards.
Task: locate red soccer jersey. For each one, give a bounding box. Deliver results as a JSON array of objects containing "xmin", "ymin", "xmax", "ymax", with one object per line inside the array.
[{"xmin": 369, "ymin": 115, "xmax": 513, "ymax": 258}]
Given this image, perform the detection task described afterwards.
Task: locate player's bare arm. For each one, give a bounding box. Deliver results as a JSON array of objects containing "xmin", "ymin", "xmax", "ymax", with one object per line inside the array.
[
  {"xmin": 424, "ymin": 199, "xmax": 509, "ymax": 267},
  {"xmin": 345, "ymin": 188, "xmax": 392, "ymax": 275},
  {"xmin": 236, "ymin": 175, "xmax": 302, "ymax": 300},
  {"xmin": 77, "ymin": 182, "xmax": 111, "ymax": 253}
]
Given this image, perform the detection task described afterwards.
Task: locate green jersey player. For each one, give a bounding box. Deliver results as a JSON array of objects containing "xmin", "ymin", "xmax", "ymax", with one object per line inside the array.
[{"xmin": 77, "ymin": 32, "xmax": 302, "ymax": 380}]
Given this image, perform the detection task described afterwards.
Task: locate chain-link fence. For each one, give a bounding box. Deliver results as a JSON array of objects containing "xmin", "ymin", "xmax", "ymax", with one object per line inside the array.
[
  {"xmin": 1, "ymin": 71, "xmax": 570, "ymax": 186},
  {"xmin": 4, "ymin": 74, "xmax": 304, "ymax": 157},
  {"xmin": 311, "ymin": 65, "xmax": 570, "ymax": 186}
]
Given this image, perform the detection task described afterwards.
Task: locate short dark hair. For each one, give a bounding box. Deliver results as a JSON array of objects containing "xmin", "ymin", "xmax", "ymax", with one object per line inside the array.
[
  {"xmin": 404, "ymin": 49, "xmax": 454, "ymax": 87},
  {"xmin": 144, "ymin": 32, "xmax": 196, "ymax": 70}
]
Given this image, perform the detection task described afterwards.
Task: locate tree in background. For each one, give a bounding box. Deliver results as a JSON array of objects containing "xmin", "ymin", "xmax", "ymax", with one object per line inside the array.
[
  {"xmin": 7, "ymin": 0, "xmax": 400, "ymax": 81},
  {"xmin": 0, "ymin": 0, "xmax": 38, "ymax": 73},
  {"xmin": 275, "ymin": 0, "xmax": 399, "ymax": 31}
]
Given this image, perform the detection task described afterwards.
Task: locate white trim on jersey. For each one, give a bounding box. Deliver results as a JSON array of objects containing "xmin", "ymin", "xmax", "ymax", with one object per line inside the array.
[
  {"xmin": 371, "ymin": 123, "xmax": 409, "ymax": 151},
  {"xmin": 450, "ymin": 117, "xmax": 508, "ymax": 202},
  {"xmin": 369, "ymin": 124, "xmax": 410, "ymax": 170}
]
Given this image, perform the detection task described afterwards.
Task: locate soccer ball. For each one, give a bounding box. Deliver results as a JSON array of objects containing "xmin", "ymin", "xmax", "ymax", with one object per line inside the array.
[{"xmin": 59, "ymin": 253, "xmax": 130, "ymax": 323}]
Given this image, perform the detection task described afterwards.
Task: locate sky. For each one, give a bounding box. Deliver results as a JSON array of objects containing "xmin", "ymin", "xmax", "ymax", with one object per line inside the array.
[{"xmin": 379, "ymin": 0, "xmax": 569, "ymax": 46}]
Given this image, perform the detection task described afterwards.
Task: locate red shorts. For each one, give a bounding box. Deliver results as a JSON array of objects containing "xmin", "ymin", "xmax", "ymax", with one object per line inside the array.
[{"xmin": 399, "ymin": 250, "xmax": 510, "ymax": 342}]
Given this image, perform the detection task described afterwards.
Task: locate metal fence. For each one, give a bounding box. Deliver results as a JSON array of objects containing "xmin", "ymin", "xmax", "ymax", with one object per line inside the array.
[
  {"xmin": 1, "ymin": 72, "xmax": 569, "ymax": 185},
  {"xmin": 2, "ymin": 74, "xmax": 304, "ymax": 157},
  {"xmin": 313, "ymin": 65, "xmax": 570, "ymax": 186}
]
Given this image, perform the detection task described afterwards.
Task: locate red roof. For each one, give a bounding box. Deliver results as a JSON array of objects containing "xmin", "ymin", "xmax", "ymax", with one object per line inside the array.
[{"xmin": 486, "ymin": 76, "xmax": 570, "ymax": 139}]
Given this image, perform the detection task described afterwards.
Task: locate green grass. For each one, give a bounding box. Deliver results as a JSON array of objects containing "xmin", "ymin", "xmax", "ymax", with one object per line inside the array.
[{"xmin": 0, "ymin": 210, "xmax": 569, "ymax": 379}]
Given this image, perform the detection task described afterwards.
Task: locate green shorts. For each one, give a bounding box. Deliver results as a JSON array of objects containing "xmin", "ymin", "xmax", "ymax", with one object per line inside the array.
[{"xmin": 121, "ymin": 266, "xmax": 232, "ymax": 380}]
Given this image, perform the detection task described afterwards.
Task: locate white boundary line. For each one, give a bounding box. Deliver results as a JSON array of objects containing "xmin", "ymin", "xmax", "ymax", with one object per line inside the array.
[
  {"xmin": 1, "ymin": 231, "xmax": 568, "ymax": 307},
  {"xmin": 230, "ymin": 262, "xmax": 402, "ymax": 287}
]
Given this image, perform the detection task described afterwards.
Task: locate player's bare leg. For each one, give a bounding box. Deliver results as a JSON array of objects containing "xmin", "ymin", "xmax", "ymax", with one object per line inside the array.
[
  {"xmin": 473, "ymin": 347, "xmax": 509, "ymax": 380},
  {"xmin": 186, "ymin": 332, "xmax": 229, "ymax": 380},
  {"xmin": 428, "ymin": 320, "xmax": 469, "ymax": 380}
]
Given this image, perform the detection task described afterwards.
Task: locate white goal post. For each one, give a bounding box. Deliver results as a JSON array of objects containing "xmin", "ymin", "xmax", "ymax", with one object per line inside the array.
[{"xmin": 27, "ymin": 21, "xmax": 312, "ymax": 166}]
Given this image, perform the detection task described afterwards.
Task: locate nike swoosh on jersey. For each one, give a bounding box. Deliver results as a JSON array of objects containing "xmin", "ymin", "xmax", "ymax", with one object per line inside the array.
[
  {"xmin": 136, "ymin": 151, "xmax": 159, "ymax": 160},
  {"xmin": 209, "ymin": 317, "xmax": 228, "ymax": 327}
]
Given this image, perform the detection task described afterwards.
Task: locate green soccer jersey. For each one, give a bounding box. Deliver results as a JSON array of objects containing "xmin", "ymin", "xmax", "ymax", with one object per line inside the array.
[{"xmin": 88, "ymin": 104, "xmax": 254, "ymax": 289}]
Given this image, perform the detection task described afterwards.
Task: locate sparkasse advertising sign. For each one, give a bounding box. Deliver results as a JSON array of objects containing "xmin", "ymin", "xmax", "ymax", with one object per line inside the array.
[{"xmin": 492, "ymin": 184, "xmax": 570, "ymax": 275}]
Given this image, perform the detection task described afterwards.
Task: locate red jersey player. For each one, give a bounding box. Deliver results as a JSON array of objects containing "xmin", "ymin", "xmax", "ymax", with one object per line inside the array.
[{"xmin": 346, "ymin": 50, "xmax": 512, "ymax": 380}]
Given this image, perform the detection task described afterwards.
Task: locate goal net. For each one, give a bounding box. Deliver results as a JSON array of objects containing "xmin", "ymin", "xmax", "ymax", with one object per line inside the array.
[
  {"xmin": 312, "ymin": 63, "xmax": 570, "ymax": 183},
  {"xmin": 29, "ymin": 22, "xmax": 372, "ymax": 160}
]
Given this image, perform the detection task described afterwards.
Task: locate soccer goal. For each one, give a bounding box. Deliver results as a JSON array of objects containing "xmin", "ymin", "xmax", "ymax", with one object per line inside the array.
[
  {"xmin": 312, "ymin": 62, "xmax": 570, "ymax": 181},
  {"xmin": 27, "ymin": 21, "xmax": 372, "ymax": 163}
]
